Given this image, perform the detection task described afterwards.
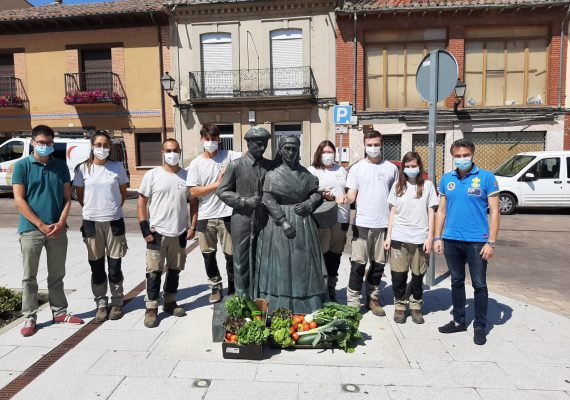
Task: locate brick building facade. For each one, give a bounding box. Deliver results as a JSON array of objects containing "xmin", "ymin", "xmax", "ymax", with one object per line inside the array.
[{"xmin": 336, "ymin": 1, "xmax": 569, "ymax": 177}]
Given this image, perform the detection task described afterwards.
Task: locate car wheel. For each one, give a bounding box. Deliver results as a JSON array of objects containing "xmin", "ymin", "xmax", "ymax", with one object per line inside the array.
[{"xmin": 499, "ymin": 193, "xmax": 516, "ymax": 215}]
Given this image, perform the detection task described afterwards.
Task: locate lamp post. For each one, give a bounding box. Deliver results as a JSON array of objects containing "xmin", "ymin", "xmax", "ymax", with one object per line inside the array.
[{"xmin": 453, "ymin": 79, "xmax": 467, "ymax": 112}]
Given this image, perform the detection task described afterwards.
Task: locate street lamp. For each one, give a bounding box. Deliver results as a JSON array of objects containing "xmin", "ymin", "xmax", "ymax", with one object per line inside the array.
[
  {"xmin": 453, "ymin": 79, "xmax": 467, "ymax": 112},
  {"xmin": 160, "ymin": 72, "xmax": 179, "ymax": 105}
]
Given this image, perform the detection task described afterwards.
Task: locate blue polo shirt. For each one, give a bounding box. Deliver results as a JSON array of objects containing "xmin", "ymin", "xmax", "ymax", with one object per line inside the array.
[
  {"xmin": 439, "ymin": 165, "xmax": 499, "ymax": 243},
  {"xmin": 12, "ymin": 155, "xmax": 71, "ymax": 234}
]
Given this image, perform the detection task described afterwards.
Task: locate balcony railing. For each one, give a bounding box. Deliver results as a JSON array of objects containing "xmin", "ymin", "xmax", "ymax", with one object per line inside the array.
[
  {"xmin": 188, "ymin": 66, "xmax": 318, "ymax": 100},
  {"xmin": 64, "ymin": 72, "xmax": 126, "ymax": 106},
  {"xmin": 0, "ymin": 76, "xmax": 27, "ymax": 108}
]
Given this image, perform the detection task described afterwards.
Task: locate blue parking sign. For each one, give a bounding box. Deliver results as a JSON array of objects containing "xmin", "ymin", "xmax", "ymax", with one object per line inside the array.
[{"xmin": 333, "ymin": 105, "xmax": 352, "ymax": 125}]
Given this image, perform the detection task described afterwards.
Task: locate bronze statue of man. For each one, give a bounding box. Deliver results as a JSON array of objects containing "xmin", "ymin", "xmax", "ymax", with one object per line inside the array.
[{"xmin": 216, "ymin": 126, "xmax": 273, "ymax": 297}]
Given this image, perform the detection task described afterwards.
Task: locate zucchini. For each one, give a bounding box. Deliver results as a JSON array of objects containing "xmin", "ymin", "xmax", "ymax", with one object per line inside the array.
[
  {"xmin": 296, "ymin": 333, "xmax": 320, "ymax": 346},
  {"xmin": 242, "ymin": 294, "xmax": 259, "ymax": 313}
]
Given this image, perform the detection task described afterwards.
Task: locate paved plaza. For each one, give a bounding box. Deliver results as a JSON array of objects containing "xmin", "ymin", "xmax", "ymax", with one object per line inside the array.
[{"xmin": 0, "ymin": 227, "xmax": 569, "ymax": 399}]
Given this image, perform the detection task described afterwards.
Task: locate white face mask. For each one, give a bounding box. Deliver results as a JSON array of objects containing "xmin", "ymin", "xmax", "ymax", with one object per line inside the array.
[
  {"xmin": 93, "ymin": 147, "xmax": 110, "ymax": 161},
  {"xmin": 321, "ymin": 153, "xmax": 335, "ymax": 166},
  {"xmin": 203, "ymin": 141, "xmax": 218, "ymax": 154},
  {"xmin": 404, "ymin": 167, "xmax": 420, "ymax": 178},
  {"xmin": 164, "ymin": 152, "xmax": 180, "ymax": 166},
  {"xmin": 365, "ymin": 146, "xmax": 381, "ymax": 159}
]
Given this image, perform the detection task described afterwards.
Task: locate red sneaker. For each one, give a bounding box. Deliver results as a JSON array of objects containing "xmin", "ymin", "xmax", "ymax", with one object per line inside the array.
[
  {"xmin": 21, "ymin": 318, "xmax": 37, "ymax": 337},
  {"xmin": 53, "ymin": 314, "xmax": 84, "ymax": 325}
]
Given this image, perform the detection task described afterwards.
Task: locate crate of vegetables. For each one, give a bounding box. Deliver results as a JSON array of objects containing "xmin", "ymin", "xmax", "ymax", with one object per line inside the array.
[
  {"xmin": 221, "ymin": 295, "xmax": 269, "ymax": 360},
  {"xmin": 269, "ymin": 303, "xmax": 364, "ymax": 353}
]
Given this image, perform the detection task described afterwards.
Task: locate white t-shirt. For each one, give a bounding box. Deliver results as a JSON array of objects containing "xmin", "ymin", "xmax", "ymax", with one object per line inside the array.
[
  {"xmin": 73, "ymin": 161, "xmax": 129, "ymax": 222},
  {"xmin": 307, "ymin": 164, "xmax": 350, "ymax": 224},
  {"xmin": 346, "ymin": 159, "xmax": 399, "ymax": 229},
  {"xmin": 387, "ymin": 180, "xmax": 439, "ymax": 244},
  {"xmin": 186, "ymin": 150, "xmax": 242, "ymax": 220},
  {"xmin": 138, "ymin": 166, "xmax": 189, "ymax": 237}
]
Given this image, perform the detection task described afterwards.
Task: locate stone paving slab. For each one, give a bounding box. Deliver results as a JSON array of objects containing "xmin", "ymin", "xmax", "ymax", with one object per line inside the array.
[
  {"xmin": 1, "ymin": 228, "xmax": 570, "ymax": 399},
  {"xmin": 476, "ymin": 389, "xmax": 570, "ymax": 400}
]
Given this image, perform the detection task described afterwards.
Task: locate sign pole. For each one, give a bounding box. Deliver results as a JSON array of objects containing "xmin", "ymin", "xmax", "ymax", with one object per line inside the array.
[{"xmin": 426, "ymin": 50, "xmax": 439, "ymax": 287}]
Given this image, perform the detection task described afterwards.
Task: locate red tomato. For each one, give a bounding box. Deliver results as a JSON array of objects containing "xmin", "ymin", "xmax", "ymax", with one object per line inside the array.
[
  {"xmin": 225, "ymin": 333, "xmax": 232, "ymax": 341},
  {"xmin": 290, "ymin": 326, "xmax": 296, "ymax": 334},
  {"xmin": 299, "ymin": 315, "xmax": 305, "ymax": 323},
  {"xmin": 293, "ymin": 316, "xmax": 301, "ymax": 324},
  {"xmin": 292, "ymin": 322, "xmax": 299, "ymax": 330},
  {"xmin": 302, "ymin": 323, "xmax": 310, "ymax": 331},
  {"xmin": 230, "ymin": 334, "xmax": 238, "ymax": 343},
  {"xmin": 292, "ymin": 332, "xmax": 299, "ymax": 341},
  {"xmin": 309, "ymin": 321, "xmax": 317, "ymax": 329},
  {"xmin": 254, "ymin": 315, "xmax": 262, "ymax": 320}
]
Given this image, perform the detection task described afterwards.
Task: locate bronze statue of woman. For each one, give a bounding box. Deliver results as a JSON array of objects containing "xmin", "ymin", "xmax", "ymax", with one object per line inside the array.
[{"xmin": 255, "ymin": 135, "xmax": 329, "ymax": 313}]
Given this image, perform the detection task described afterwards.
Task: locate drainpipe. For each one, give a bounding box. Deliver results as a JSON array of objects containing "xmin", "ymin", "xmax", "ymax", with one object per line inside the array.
[
  {"xmin": 558, "ymin": 6, "xmax": 570, "ymax": 109},
  {"xmin": 151, "ymin": 12, "xmax": 168, "ymax": 142},
  {"xmin": 353, "ymin": 11, "xmax": 357, "ymax": 113}
]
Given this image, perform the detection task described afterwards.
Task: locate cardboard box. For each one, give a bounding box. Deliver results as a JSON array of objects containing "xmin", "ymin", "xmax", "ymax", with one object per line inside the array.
[
  {"xmin": 220, "ymin": 298, "xmax": 269, "ymax": 360},
  {"xmin": 221, "ymin": 342, "xmax": 263, "ymax": 360}
]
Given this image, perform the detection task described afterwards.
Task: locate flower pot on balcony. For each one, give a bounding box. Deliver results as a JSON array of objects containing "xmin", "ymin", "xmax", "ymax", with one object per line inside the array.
[
  {"xmin": 64, "ymin": 89, "xmax": 123, "ymax": 106},
  {"xmin": 0, "ymin": 95, "xmax": 24, "ymax": 108}
]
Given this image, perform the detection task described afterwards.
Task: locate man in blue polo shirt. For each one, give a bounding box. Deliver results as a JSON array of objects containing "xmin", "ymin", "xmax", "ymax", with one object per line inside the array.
[
  {"xmin": 12, "ymin": 125, "xmax": 83, "ymax": 337},
  {"xmin": 434, "ymin": 138, "xmax": 500, "ymax": 345}
]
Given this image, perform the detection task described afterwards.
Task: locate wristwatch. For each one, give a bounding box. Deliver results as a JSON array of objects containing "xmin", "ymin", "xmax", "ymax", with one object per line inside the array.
[
  {"xmin": 486, "ymin": 241, "xmax": 496, "ymax": 248},
  {"xmin": 189, "ymin": 226, "xmax": 196, "ymax": 231}
]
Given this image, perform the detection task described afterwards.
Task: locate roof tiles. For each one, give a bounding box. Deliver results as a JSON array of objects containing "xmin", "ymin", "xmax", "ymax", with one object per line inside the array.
[{"xmin": 0, "ymin": 0, "xmax": 164, "ymax": 22}]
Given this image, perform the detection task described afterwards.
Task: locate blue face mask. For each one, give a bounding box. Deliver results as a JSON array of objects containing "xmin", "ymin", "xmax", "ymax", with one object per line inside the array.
[
  {"xmin": 403, "ymin": 167, "xmax": 420, "ymax": 178},
  {"xmin": 35, "ymin": 144, "xmax": 54, "ymax": 157},
  {"xmin": 454, "ymin": 157, "xmax": 473, "ymax": 171}
]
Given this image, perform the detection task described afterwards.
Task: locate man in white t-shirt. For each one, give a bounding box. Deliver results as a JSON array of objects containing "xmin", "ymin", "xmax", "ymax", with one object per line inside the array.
[
  {"xmin": 138, "ymin": 139, "xmax": 194, "ymax": 328},
  {"xmin": 187, "ymin": 123, "xmax": 241, "ymax": 303},
  {"xmin": 346, "ymin": 130, "xmax": 399, "ymax": 315}
]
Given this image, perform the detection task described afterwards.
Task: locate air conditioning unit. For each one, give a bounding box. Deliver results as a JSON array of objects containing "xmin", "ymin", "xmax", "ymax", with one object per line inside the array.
[{"xmin": 466, "ymin": 97, "xmax": 477, "ymax": 106}]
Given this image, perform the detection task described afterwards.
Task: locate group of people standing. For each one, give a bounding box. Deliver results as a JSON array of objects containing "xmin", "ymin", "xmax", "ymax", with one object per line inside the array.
[{"xmin": 13, "ymin": 123, "xmax": 499, "ymax": 346}]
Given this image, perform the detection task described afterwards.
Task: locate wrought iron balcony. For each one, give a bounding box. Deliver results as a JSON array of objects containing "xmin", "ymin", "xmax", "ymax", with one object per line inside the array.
[
  {"xmin": 188, "ymin": 66, "xmax": 318, "ymax": 101},
  {"xmin": 0, "ymin": 76, "xmax": 26, "ymax": 108},
  {"xmin": 64, "ymin": 72, "xmax": 126, "ymax": 106}
]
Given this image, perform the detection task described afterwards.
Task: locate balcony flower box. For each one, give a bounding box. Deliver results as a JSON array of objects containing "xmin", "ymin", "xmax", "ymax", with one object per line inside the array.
[
  {"xmin": 0, "ymin": 94, "xmax": 24, "ymax": 108},
  {"xmin": 64, "ymin": 89, "xmax": 122, "ymax": 105}
]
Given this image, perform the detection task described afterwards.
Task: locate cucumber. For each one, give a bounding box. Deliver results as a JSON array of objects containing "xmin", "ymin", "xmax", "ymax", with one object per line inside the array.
[{"xmin": 296, "ymin": 333, "xmax": 320, "ymax": 346}]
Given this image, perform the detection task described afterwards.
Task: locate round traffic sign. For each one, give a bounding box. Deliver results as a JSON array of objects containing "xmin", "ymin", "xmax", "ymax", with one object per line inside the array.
[{"xmin": 416, "ymin": 50, "xmax": 458, "ymax": 103}]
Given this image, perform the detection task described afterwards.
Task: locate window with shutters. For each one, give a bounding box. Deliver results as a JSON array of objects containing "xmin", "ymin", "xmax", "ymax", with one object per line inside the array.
[
  {"xmin": 136, "ymin": 133, "xmax": 162, "ymax": 167},
  {"xmin": 464, "ymin": 26, "xmax": 548, "ymax": 107},
  {"xmin": 201, "ymin": 33, "xmax": 233, "ymax": 97},
  {"xmin": 80, "ymin": 49, "xmax": 113, "ymax": 92},
  {"xmin": 270, "ymin": 29, "xmax": 303, "ymax": 95},
  {"xmin": 365, "ymin": 29, "xmax": 446, "ymax": 110}
]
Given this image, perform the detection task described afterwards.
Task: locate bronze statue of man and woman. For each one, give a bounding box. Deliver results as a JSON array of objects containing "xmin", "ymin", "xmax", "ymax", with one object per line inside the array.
[{"xmin": 217, "ymin": 127, "xmax": 330, "ymax": 313}]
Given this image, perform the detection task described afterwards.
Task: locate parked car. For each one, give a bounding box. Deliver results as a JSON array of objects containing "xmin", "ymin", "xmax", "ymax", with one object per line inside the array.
[
  {"xmin": 0, "ymin": 131, "xmax": 129, "ymax": 198},
  {"xmin": 494, "ymin": 151, "xmax": 570, "ymax": 215}
]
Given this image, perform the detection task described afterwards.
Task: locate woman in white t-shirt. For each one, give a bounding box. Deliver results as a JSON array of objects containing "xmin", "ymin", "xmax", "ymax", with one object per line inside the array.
[
  {"xmin": 308, "ymin": 140, "xmax": 350, "ymax": 302},
  {"xmin": 73, "ymin": 131, "xmax": 129, "ymax": 322},
  {"xmin": 384, "ymin": 152, "xmax": 438, "ymax": 324}
]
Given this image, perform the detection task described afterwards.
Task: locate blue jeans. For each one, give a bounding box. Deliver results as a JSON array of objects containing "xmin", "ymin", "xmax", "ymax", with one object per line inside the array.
[{"xmin": 443, "ymin": 239, "xmax": 488, "ymax": 328}]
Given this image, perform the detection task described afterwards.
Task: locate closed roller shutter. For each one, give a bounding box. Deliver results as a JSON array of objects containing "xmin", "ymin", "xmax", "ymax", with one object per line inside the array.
[
  {"xmin": 271, "ymin": 30, "xmax": 303, "ymax": 95},
  {"xmin": 201, "ymin": 33, "xmax": 232, "ymax": 97}
]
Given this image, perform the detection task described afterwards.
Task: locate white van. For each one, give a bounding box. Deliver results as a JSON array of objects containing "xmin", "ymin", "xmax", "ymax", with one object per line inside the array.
[
  {"xmin": 494, "ymin": 151, "xmax": 570, "ymax": 215},
  {"xmin": 0, "ymin": 132, "xmax": 129, "ymax": 198}
]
